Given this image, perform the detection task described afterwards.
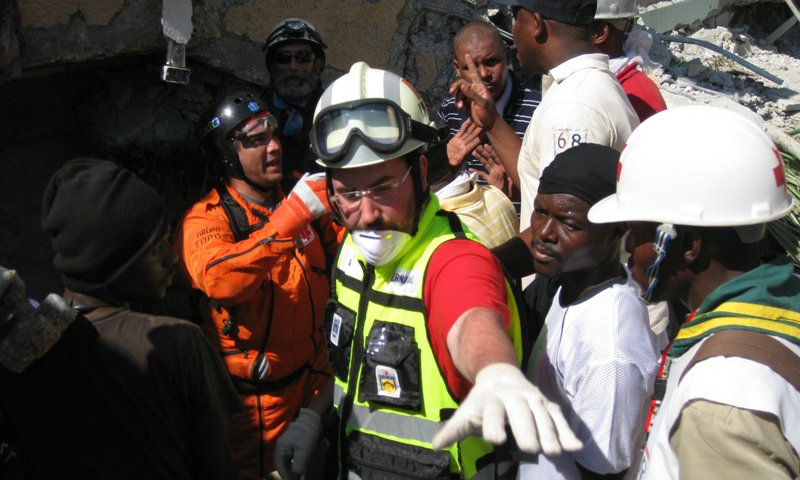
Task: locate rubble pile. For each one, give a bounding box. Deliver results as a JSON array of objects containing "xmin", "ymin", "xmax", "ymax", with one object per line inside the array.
[{"xmin": 638, "ymin": 1, "xmax": 800, "ymax": 133}]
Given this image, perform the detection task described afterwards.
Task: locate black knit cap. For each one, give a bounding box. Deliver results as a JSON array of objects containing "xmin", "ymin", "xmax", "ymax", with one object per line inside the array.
[
  {"xmin": 492, "ymin": 0, "xmax": 597, "ymax": 25},
  {"xmin": 538, "ymin": 143, "xmax": 619, "ymax": 206},
  {"xmin": 41, "ymin": 158, "xmax": 166, "ymax": 292}
]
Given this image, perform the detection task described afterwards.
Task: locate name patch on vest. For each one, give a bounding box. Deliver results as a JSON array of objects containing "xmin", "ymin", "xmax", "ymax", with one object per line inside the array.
[
  {"xmin": 385, "ymin": 268, "xmax": 421, "ymax": 296},
  {"xmin": 330, "ymin": 312, "xmax": 342, "ymax": 346},
  {"xmin": 376, "ymin": 365, "xmax": 402, "ymax": 398}
]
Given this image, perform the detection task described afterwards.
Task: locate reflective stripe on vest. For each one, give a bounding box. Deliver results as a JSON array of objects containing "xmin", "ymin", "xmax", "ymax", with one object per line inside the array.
[{"xmin": 335, "ymin": 382, "xmax": 444, "ymax": 442}]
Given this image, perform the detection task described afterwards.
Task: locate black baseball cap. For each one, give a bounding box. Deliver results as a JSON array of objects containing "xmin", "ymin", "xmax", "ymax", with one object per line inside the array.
[{"xmin": 493, "ymin": 0, "xmax": 597, "ymax": 25}]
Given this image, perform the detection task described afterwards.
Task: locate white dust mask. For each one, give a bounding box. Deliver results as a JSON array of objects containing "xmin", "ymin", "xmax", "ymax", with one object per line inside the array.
[{"xmin": 351, "ymin": 230, "xmax": 411, "ymax": 267}]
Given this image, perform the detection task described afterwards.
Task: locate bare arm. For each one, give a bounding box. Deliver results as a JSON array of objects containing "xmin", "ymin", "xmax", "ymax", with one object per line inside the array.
[
  {"xmin": 446, "ymin": 306, "xmax": 518, "ymax": 382},
  {"xmin": 435, "ymin": 305, "xmax": 583, "ymax": 455}
]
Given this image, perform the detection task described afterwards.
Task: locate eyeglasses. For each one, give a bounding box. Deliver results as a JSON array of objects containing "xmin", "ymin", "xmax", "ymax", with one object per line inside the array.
[
  {"xmin": 273, "ymin": 51, "xmax": 316, "ymax": 65},
  {"xmin": 229, "ymin": 111, "xmax": 278, "ymax": 142},
  {"xmin": 331, "ymin": 167, "xmax": 412, "ymax": 215},
  {"xmin": 310, "ymin": 99, "xmax": 439, "ymax": 165}
]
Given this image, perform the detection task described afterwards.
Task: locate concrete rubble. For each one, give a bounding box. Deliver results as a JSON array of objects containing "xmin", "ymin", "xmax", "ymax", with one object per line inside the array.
[{"xmin": 638, "ymin": 0, "xmax": 800, "ymax": 134}]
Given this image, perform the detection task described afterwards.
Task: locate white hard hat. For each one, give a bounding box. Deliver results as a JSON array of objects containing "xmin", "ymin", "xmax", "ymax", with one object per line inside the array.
[
  {"xmin": 311, "ymin": 62, "xmax": 438, "ymax": 169},
  {"xmin": 589, "ymin": 105, "xmax": 793, "ymax": 228},
  {"xmin": 595, "ymin": 0, "xmax": 637, "ymax": 19}
]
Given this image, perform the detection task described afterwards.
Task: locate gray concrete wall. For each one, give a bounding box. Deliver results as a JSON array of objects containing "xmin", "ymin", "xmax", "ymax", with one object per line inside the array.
[{"xmin": 16, "ymin": 0, "xmax": 492, "ymax": 104}]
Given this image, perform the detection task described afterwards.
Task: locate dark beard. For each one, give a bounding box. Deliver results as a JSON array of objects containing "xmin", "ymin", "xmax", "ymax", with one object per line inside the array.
[{"xmin": 272, "ymin": 69, "xmax": 319, "ymax": 101}]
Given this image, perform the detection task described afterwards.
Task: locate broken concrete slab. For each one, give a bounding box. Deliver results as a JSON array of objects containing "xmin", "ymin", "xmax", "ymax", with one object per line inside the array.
[{"xmin": 641, "ymin": 0, "xmax": 772, "ymax": 33}]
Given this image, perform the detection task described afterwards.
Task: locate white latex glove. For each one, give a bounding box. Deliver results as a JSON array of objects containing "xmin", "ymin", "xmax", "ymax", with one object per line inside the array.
[{"xmin": 432, "ymin": 363, "xmax": 582, "ymax": 455}]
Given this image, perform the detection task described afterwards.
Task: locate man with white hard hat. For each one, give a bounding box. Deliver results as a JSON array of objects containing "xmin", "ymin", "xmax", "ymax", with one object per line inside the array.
[
  {"xmin": 591, "ymin": 0, "xmax": 667, "ymax": 121},
  {"xmin": 313, "ymin": 61, "xmax": 581, "ymax": 479},
  {"xmin": 589, "ymin": 105, "xmax": 800, "ymax": 479}
]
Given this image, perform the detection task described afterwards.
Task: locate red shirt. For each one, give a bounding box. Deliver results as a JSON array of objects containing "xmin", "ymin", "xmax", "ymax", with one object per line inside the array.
[
  {"xmin": 617, "ymin": 62, "xmax": 667, "ymax": 122},
  {"xmin": 423, "ymin": 239, "xmax": 512, "ymax": 400}
]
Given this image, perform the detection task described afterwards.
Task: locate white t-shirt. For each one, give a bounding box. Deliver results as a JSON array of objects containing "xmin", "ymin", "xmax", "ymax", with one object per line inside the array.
[
  {"xmin": 519, "ymin": 270, "xmax": 659, "ymax": 479},
  {"xmin": 518, "ymin": 54, "xmax": 639, "ymax": 234}
]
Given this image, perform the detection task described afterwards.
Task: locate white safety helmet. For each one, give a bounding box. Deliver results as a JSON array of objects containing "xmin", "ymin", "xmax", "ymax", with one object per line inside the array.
[
  {"xmin": 595, "ymin": 0, "xmax": 637, "ymax": 19},
  {"xmin": 589, "ymin": 105, "xmax": 793, "ymax": 230},
  {"xmin": 311, "ymin": 62, "xmax": 439, "ymax": 169}
]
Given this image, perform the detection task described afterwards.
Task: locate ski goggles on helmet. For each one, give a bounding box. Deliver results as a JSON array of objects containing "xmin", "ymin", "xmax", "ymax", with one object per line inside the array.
[
  {"xmin": 310, "ymin": 99, "xmax": 439, "ymax": 165},
  {"xmin": 229, "ymin": 111, "xmax": 278, "ymax": 141}
]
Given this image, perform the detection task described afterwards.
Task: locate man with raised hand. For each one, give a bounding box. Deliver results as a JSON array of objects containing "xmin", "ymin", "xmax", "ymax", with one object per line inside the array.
[{"xmin": 452, "ymin": 0, "xmax": 638, "ymax": 286}]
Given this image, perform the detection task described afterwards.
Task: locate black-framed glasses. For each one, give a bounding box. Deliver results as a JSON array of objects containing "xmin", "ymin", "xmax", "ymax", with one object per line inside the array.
[
  {"xmin": 273, "ymin": 51, "xmax": 316, "ymax": 65},
  {"xmin": 331, "ymin": 167, "xmax": 412, "ymax": 215}
]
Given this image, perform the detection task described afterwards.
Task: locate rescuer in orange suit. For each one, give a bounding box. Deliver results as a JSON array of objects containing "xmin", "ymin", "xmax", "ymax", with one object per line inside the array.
[{"xmin": 176, "ymin": 92, "xmax": 342, "ymax": 480}]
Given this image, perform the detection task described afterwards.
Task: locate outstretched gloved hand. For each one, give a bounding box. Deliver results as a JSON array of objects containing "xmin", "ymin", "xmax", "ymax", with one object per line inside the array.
[
  {"xmin": 432, "ymin": 363, "xmax": 582, "ymax": 455},
  {"xmin": 274, "ymin": 408, "xmax": 323, "ymax": 480},
  {"xmin": 270, "ymin": 172, "xmax": 331, "ymax": 238}
]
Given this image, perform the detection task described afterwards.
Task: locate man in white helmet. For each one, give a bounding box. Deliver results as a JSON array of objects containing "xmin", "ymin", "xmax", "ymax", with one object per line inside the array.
[
  {"xmin": 591, "ymin": 0, "xmax": 666, "ymax": 121},
  {"xmin": 312, "ymin": 61, "xmax": 581, "ymax": 479},
  {"xmin": 588, "ymin": 105, "xmax": 800, "ymax": 479}
]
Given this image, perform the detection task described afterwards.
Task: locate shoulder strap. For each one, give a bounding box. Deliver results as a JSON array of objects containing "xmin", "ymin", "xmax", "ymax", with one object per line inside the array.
[
  {"xmin": 436, "ymin": 209, "xmax": 467, "ymax": 240},
  {"xmin": 679, "ymin": 329, "xmax": 800, "ymax": 391},
  {"xmin": 215, "ymin": 186, "xmax": 266, "ymax": 242}
]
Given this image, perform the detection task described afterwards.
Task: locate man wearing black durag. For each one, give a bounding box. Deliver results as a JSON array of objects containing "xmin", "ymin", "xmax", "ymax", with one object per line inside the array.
[{"xmin": 519, "ymin": 144, "xmax": 659, "ymax": 479}]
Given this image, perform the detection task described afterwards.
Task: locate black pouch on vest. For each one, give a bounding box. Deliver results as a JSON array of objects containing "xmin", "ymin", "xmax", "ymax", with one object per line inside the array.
[
  {"xmin": 323, "ymin": 300, "xmax": 356, "ymax": 382},
  {"xmin": 346, "ymin": 430, "xmax": 451, "ymax": 480},
  {"xmin": 358, "ymin": 321, "xmax": 421, "ymax": 411}
]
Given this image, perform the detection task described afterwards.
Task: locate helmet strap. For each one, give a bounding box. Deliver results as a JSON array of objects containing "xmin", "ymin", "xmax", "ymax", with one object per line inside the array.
[
  {"xmin": 641, "ymin": 223, "xmax": 677, "ymax": 302},
  {"xmin": 225, "ymin": 158, "xmax": 276, "ymax": 194},
  {"xmin": 241, "ymin": 172, "xmax": 276, "ymax": 193}
]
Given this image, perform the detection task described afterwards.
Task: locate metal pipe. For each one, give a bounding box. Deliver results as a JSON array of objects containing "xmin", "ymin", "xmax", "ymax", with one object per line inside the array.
[{"xmin": 656, "ymin": 33, "xmax": 784, "ymax": 86}]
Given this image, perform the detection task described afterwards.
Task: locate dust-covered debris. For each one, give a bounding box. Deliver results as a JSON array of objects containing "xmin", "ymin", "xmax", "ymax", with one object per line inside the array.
[{"xmin": 636, "ymin": 1, "xmax": 800, "ymax": 134}]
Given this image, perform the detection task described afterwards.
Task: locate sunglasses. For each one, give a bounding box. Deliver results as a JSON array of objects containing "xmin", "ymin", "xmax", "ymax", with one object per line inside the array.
[{"xmin": 273, "ymin": 51, "xmax": 316, "ymax": 65}]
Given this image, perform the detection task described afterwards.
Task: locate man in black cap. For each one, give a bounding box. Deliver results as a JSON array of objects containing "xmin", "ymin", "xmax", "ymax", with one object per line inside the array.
[
  {"xmin": 0, "ymin": 158, "xmax": 242, "ymax": 479},
  {"xmin": 452, "ymin": 0, "xmax": 639, "ymax": 287},
  {"xmin": 520, "ymin": 144, "xmax": 658, "ymax": 479},
  {"xmin": 262, "ymin": 17, "xmax": 328, "ymax": 190}
]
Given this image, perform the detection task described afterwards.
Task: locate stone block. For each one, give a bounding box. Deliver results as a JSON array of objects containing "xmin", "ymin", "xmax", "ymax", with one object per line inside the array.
[
  {"xmin": 777, "ymin": 96, "xmax": 800, "ymax": 112},
  {"xmin": 222, "ymin": 0, "xmax": 405, "ymax": 73},
  {"xmin": 19, "ymin": 0, "xmax": 124, "ymax": 28}
]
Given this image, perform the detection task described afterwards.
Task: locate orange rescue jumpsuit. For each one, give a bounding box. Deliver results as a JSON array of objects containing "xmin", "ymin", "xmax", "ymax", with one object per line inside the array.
[{"xmin": 176, "ymin": 183, "xmax": 341, "ymax": 479}]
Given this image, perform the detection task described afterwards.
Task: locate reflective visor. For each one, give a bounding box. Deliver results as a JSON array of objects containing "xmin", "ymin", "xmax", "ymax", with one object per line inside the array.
[{"xmin": 313, "ymin": 101, "xmax": 406, "ymax": 160}]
